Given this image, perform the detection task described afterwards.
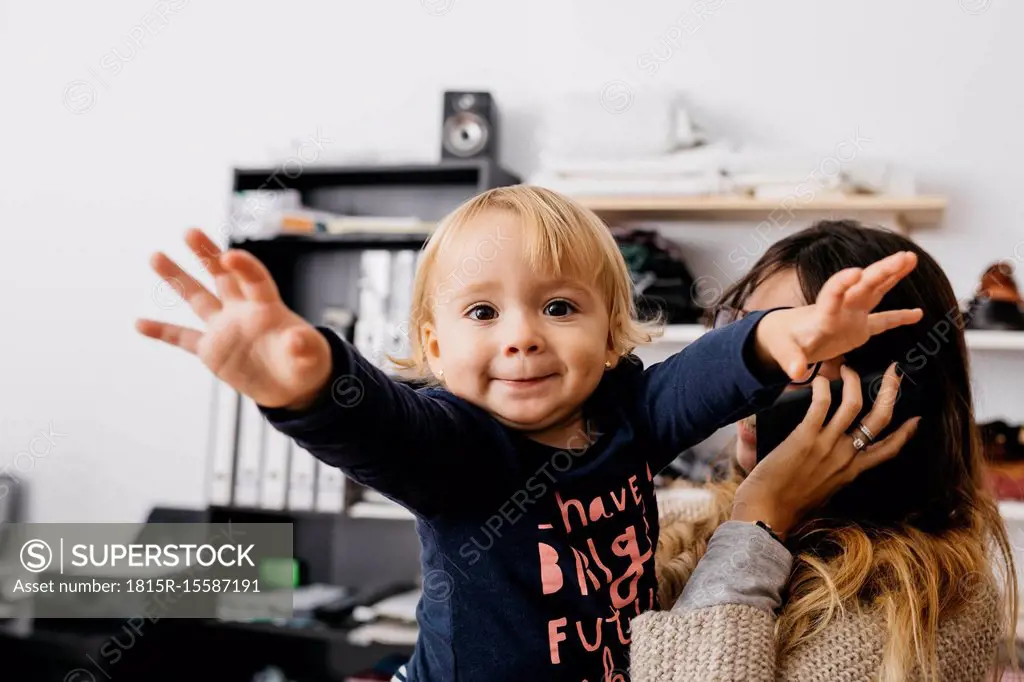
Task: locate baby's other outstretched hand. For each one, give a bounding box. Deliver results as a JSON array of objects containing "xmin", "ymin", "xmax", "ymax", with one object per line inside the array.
[
  {"xmin": 754, "ymin": 251, "xmax": 924, "ymax": 381},
  {"xmin": 136, "ymin": 228, "xmax": 332, "ymax": 410}
]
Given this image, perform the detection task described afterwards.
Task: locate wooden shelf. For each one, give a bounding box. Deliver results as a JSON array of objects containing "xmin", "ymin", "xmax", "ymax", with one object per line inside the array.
[
  {"xmin": 965, "ymin": 330, "xmax": 1024, "ymax": 351},
  {"xmin": 575, "ymin": 194, "xmax": 947, "ymax": 228},
  {"xmin": 655, "ymin": 324, "xmax": 707, "ymax": 345},
  {"xmin": 650, "ymin": 325, "xmax": 1024, "ymax": 351},
  {"xmin": 1000, "ymin": 501, "xmax": 1024, "ymax": 523},
  {"xmin": 347, "ymin": 500, "xmax": 416, "ymax": 521}
]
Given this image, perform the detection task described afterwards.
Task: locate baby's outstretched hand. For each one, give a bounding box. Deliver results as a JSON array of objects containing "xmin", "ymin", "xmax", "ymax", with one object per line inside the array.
[
  {"xmin": 755, "ymin": 251, "xmax": 924, "ymax": 381},
  {"xmin": 136, "ymin": 228, "xmax": 332, "ymax": 410}
]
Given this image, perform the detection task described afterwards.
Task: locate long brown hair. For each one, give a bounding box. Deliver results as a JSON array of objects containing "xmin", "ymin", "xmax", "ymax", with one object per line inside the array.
[{"xmin": 658, "ymin": 220, "xmax": 1017, "ymax": 681}]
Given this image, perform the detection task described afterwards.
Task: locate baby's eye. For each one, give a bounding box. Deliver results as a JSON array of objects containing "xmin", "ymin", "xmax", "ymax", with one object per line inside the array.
[
  {"xmin": 544, "ymin": 299, "xmax": 576, "ymax": 317},
  {"xmin": 467, "ymin": 304, "xmax": 497, "ymax": 321}
]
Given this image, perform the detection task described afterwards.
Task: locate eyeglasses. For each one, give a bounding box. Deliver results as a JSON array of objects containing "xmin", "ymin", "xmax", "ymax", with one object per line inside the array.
[
  {"xmin": 710, "ymin": 306, "xmax": 748, "ymax": 329},
  {"xmin": 710, "ymin": 305, "xmax": 822, "ymax": 386}
]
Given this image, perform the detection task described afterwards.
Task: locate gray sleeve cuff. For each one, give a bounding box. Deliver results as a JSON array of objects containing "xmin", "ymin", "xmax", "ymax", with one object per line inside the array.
[{"xmin": 672, "ymin": 520, "xmax": 793, "ymax": 614}]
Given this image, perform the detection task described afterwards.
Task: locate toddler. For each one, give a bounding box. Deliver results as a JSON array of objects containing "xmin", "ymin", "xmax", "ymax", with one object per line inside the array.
[{"xmin": 137, "ymin": 185, "xmax": 922, "ymax": 682}]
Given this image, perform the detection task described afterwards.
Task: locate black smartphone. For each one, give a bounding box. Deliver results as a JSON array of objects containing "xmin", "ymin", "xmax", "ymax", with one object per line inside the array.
[{"xmin": 755, "ymin": 363, "xmax": 928, "ymax": 463}]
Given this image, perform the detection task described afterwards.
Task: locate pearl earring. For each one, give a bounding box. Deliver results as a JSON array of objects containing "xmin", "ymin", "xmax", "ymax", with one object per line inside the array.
[{"xmin": 438, "ymin": 369, "xmax": 445, "ymax": 379}]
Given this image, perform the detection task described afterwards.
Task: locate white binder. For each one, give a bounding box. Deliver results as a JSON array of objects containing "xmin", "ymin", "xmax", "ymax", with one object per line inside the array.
[
  {"xmin": 353, "ymin": 250, "xmax": 393, "ymax": 368},
  {"xmin": 260, "ymin": 427, "xmax": 291, "ymax": 510},
  {"xmin": 386, "ymin": 250, "xmax": 417, "ymax": 361},
  {"xmin": 233, "ymin": 397, "xmax": 266, "ymax": 507},
  {"xmin": 207, "ymin": 379, "xmax": 240, "ymax": 505},
  {"xmin": 315, "ymin": 460, "xmax": 345, "ymax": 512},
  {"xmin": 288, "ymin": 446, "xmax": 317, "ymax": 510}
]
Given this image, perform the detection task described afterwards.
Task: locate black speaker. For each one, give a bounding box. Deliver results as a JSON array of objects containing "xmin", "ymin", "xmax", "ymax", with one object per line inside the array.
[{"xmin": 441, "ymin": 91, "xmax": 498, "ymax": 160}]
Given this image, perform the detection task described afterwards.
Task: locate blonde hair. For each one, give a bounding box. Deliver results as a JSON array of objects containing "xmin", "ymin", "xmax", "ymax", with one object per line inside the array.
[
  {"xmin": 656, "ymin": 456, "xmax": 1018, "ymax": 682},
  {"xmin": 389, "ymin": 185, "xmax": 663, "ymax": 383}
]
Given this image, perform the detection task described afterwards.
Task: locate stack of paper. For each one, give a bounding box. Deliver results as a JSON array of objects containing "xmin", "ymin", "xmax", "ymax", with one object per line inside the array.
[
  {"xmin": 270, "ymin": 208, "xmax": 434, "ymax": 236},
  {"xmin": 348, "ymin": 588, "xmax": 421, "ymax": 646}
]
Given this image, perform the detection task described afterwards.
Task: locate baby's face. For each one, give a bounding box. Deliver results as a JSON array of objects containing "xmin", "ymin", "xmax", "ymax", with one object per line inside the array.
[{"xmin": 421, "ymin": 209, "xmax": 617, "ymax": 445}]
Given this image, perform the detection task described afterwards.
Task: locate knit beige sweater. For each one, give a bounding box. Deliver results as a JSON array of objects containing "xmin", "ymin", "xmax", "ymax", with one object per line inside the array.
[
  {"xmin": 629, "ymin": 592, "xmax": 1001, "ymax": 681},
  {"xmin": 630, "ymin": 490, "xmax": 1005, "ymax": 681}
]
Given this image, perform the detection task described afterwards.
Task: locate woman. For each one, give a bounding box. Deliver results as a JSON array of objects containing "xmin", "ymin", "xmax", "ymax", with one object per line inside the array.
[{"xmin": 629, "ymin": 220, "xmax": 1018, "ymax": 681}]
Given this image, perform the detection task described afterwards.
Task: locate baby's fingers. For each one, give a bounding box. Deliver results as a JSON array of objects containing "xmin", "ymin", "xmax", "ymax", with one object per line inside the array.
[
  {"xmin": 135, "ymin": 319, "xmax": 201, "ymax": 354},
  {"xmin": 867, "ymin": 309, "xmax": 924, "ymax": 336},
  {"xmin": 816, "ymin": 268, "xmax": 863, "ymax": 317},
  {"xmin": 185, "ymin": 228, "xmax": 227, "ymax": 276},
  {"xmin": 221, "ymin": 250, "xmax": 281, "ymax": 304},
  {"xmin": 149, "ymin": 252, "xmax": 222, "ymax": 322},
  {"xmin": 183, "ymin": 228, "xmax": 244, "ymax": 301},
  {"xmin": 844, "ymin": 251, "xmax": 917, "ymax": 309}
]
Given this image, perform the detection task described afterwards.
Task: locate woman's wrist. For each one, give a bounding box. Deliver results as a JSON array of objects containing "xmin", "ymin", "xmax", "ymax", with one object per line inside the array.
[{"xmin": 730, "ymin": 503, "xmax": 791, "ymax": 542}]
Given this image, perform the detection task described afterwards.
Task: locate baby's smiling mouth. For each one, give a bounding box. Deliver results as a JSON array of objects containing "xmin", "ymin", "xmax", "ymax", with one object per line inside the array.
[{"xmin": 497, "ymin": 374, "xmax": 555, "ymax": 384}]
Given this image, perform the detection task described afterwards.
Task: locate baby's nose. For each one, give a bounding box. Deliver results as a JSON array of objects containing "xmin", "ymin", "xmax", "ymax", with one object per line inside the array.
[{"xmin": 503, "ymin": 315, "xmax": 544, "ymax": 356}]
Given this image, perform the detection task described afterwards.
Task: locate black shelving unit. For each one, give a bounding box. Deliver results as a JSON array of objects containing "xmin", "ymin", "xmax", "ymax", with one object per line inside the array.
[
  {"xmin": 229, "ymin": 158, "xmax": 521, "ymax": 318},
  {"xmin": 233, "ymin": 158, "xmax": 520, "ymax": 226},
  {"xmin": 234, "ymin": 159, "xmax": 518, "ymax": 197}
]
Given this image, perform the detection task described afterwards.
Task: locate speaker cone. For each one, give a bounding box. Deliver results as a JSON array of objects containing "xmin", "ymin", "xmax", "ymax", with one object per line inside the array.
[{"xmin": 443, "ymin": 112, "xmax": 489, "ymax": 158}]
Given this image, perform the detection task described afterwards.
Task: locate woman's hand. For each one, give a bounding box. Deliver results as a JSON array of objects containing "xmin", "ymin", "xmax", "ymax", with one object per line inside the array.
[
  {"xmin": 753, "ymin": 251, "xmax": 924, "ymax": 381},
  {"xmin": 731, "ymin": 363, "xmax": 922, "ymax": 540},
  {"xmin": 135, "ymin": 228, "xmax": 333, "ymax": 410}
]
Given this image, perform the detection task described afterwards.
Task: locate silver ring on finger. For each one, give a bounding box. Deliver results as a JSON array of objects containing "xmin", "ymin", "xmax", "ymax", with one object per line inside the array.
[{"xmin": 851, "ymin": 422, "xmax": 875, "ymax": 452}]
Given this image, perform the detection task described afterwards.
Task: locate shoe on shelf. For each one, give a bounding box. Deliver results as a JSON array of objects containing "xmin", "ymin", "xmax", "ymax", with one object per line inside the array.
[
  {"xmin": 965, "ymin": 262, "xmax": 1024, "ymax": 331},
  {"xmin": 984, "ymin": 461, "xmax": 1024, "ymax": 501},
  {"xmin": 981, "ymin": 420, "xmax": 1024, "ymax": 462}
]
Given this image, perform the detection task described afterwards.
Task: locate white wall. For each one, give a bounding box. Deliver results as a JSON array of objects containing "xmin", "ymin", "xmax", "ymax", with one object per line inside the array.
[{"xmin": 1, "ymin": 0, "xmax": 1022, "ymax": 521}]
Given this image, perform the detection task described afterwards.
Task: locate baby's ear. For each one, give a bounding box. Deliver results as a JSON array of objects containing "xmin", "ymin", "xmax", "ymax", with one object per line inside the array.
[
  {"xmin": 421, "ymin": 322, "xmax": 439, "ymax": 358},
  {"xmin": 606, "ymin": 328, "xmax": 619, "ymax": 354},
  {"xmin": 419, "ymin": 323, "xmax": 441, "ymax": 379},
  {"xmin": 604, "ymin": 336, "xmax": 620, "ymax": 368}
]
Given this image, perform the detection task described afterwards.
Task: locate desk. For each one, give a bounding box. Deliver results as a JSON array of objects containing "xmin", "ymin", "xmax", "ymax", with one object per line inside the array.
[{"xmin": 0, "ymin": 618, "xmax": 414, "ymax": 682}]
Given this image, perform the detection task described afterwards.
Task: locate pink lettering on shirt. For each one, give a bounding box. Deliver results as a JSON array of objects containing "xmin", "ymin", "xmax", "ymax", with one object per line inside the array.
[
  {"xmin": 608, "ymin": 525, "xmax": 652, "ymax": 609},
  {"xmin": 539, "ymin": 543, "xmax": 563, "ymax": 595},
  {"xmin": 576, "ymin": 618, "xmax": 603, "ymax": 652},
  {"xmin": 572, "ymin": 546, "xmax": 601, "ymax": 594},
  {"xmin": 589, "ymin": 496, "xmax": 615, "ymax": 523},
  {"xmin": 548, "ymin": 617, "xmax": 567, "ymax": 664},
  {"xmin": 557, "ymin": 492, "xmax": 588, "ymax": 533}
]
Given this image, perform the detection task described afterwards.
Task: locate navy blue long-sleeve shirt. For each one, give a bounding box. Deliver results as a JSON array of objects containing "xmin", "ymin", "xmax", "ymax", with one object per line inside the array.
[{"xmin": 259, "ymin": 310, "xmax": 789, "ymax": 682}]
